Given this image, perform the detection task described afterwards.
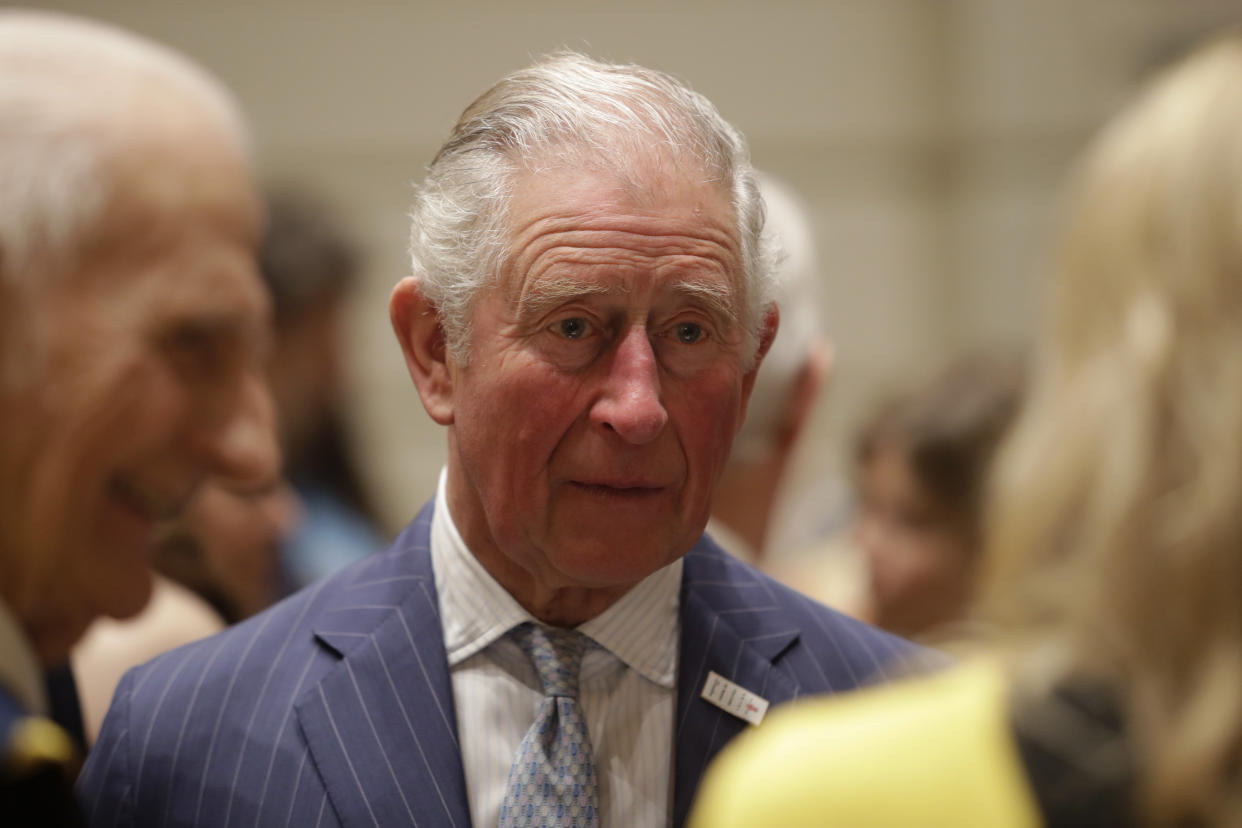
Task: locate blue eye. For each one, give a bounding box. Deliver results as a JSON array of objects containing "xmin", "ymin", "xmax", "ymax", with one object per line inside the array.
[
  {"xmin": 556, "ymin": 317, "xmax": 589, "ymax": 339},
  {"xmin": 674, "ymin": 322, "xmax": 704, "ymax": 344}
]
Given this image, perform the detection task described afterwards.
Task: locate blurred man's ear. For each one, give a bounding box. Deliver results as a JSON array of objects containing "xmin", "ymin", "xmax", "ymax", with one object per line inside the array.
[{"xmin": 389, "ymin": 277, "xmax": 454, "ymax": 425}]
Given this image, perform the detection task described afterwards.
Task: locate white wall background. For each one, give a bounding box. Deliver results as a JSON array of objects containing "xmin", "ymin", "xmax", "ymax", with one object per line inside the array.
[{"xmin": 23, "ymin": 0, "xmax": 1242, "ymax": 545}]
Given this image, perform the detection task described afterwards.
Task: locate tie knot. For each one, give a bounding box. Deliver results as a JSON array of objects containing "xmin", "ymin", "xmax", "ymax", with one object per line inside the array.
[{"xmin": 513, "ymin": 622, "xmax": 587, "ymax": 699}]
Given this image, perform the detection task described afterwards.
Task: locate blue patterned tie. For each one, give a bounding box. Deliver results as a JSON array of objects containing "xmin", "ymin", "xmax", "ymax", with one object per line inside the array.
[{"xmin": 499, "ymin": 622, "xmax": 600, "ymax": 828}]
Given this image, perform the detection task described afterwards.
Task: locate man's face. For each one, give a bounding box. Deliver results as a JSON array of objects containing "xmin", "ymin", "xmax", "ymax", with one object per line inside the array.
[
  {"xmin": 442, "ymin": 159, "xmax": 766, "ymax": 593},
  {"xmin": 0, "ymin": 127, "xmax": 277, "ymax": 657}
]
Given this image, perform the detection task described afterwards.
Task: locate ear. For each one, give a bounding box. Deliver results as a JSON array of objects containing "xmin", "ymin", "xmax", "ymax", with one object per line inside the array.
[
  {"xmin": 738, "ymin": 305, "xmax": 780, "ymax": 418},
  {"xmin": 389, "ymin": 277, "xmax": 455, "ymax": 425}
]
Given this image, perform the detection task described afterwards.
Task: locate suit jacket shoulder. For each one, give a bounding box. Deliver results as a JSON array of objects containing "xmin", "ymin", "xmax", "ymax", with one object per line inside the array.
[
  {"xmin": 78, "ymin": 509, "xmax": 923, "ymax": 828},
  {"xmin": 76, "ymin": 502, "xmax": 470, "ymax": 828},
  {"xmin": 672, "ymin": 534, "xmax": 925, "ymax": 826}
]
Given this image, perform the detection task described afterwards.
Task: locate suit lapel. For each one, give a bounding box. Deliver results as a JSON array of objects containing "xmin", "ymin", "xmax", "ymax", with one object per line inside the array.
[
  {"xmin": 672, "ymin": 539, "xmax": 804, "ymax": 828},
  {"xmin": 295, "ymin": 503, "xmax": 472, "ymax": 828}
]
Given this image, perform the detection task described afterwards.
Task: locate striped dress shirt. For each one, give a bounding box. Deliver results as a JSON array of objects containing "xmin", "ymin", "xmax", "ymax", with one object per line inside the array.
[{"xmin": 431, "ymin": 470, "xmax": 681, "ymax": 828}]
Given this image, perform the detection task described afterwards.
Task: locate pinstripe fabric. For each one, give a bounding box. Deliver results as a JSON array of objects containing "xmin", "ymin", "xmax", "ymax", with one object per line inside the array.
[
  {"xmin": 432, "ymin": 471, "xmax": 680, "ymax": 828},
  {"xmin": 77, "ymin": 498, "xmax": 923, "ymax": 828}
]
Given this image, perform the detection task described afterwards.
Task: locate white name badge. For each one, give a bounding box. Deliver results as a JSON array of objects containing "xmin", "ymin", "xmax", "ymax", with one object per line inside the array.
[{"xmin": 700, "ymin": 671, "xmax": 769, "ymax": 726}]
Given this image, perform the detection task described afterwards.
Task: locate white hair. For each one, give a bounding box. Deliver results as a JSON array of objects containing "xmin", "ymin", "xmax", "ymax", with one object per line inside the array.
[
  {"xmin": 407, "ymin": 51, "xmax": 776, "ymax": 365},
  {"xmin": 0, "ymin": 10, "xmax": 248, "ymax": 290},
  {"xmin": 731, "ymin": 172, "xmax": 825, "ymax": 458}
]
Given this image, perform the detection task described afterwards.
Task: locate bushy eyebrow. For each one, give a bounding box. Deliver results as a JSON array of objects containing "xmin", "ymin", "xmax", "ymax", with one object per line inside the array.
[
  {"xmin": 671, "ymin": 279, "xmax": 740, "ymax": 327},
  {"xmin": 515, "ymin": 275, "xmax": 739, "ymax": 327},
  {"xmin": 515, "ymin": 276, "xmax": 619, "ymax": 322}
]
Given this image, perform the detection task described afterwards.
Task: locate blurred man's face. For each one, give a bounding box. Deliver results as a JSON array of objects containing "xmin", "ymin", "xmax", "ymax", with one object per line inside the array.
[
  {"xmin": 441, "ymin": 158, "xmax": 769, "ymax": 597},
  {"xmin": 0, "ymin": 125, "xmax": 278, "ymax": 661}
]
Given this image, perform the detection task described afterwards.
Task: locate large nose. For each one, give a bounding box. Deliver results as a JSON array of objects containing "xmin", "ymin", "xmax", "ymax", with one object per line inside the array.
[
  {"xmin": 591, "ymin": 326, "xmax": 668, "ymax": 444},
  {"xmin": 199, "ymin": 372, "xmax": 281, "ymax": 488}
]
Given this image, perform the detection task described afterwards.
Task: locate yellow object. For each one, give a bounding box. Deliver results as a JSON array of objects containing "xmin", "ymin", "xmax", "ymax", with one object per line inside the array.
[
  {"xmin": 688, "ymin": 662, "xmax": 1042, "ymax": 827},
  {"xmin": 3, "ymin": 716, "xmax": 78, "ymax": 778}
]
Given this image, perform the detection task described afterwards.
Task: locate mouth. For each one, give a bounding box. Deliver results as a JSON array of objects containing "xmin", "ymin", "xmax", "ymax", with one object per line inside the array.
[
  {"xmin": 569, "ymin": 480, "xmax": 667, "ymax": 500},
  {"xmin": 108, "ymin": 477, "xmax": 195, "ymax": 525}
]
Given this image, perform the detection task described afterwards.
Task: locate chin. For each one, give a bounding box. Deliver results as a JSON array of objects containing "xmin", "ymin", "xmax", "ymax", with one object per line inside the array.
[
  {"xmin": 556, "ymin": 540, "xmax": 681, "ymax": 587},
  {"xmin": 98, "ymin": 568, "xmax": 156, "ymax": 621}
]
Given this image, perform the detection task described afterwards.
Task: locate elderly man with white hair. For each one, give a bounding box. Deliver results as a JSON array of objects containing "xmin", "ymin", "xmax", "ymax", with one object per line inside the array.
[
  {"xmin": 0, "ymin": 10, "xmax": 277, "ymax": 825},
  {"xmin": 81, "ymin": 52, "xmax": 918, "ymax": 828}
]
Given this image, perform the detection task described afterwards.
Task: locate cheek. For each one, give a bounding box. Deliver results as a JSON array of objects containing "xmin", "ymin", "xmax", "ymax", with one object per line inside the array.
[
  {"xmin": 672, "ymin": 380, "xmax": 743, "ymax": 471},
  {"xmin": 463, "ymin": 367, "xmax": 587, "ymax": 463},
  {"xmin": 127, "ymin": 370, "xmax": 198, "ymax": 439},
  {"xmin": 25, "ymin": 413, "xmax": 121, "ymax": 563},
  {"xmin": 0, "ymin": 359, "xmax": 174, "ymax": 614},
  {"xmin": 72, "ymin": 358, "xmax": 193, "ymax": 467}
]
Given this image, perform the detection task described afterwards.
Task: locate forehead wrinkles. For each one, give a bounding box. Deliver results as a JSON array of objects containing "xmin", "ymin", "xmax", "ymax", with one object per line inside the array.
[
  {"xmin": 515, "ymin": 271, "xmax": 740, "ymax": 330},
  {"xmin": 512, "ymin": 213, "xmax": 738, "ymax": 263},
  {"xmin": 509, "ymin": 219, "xmax": 740, "ymax": 296}
]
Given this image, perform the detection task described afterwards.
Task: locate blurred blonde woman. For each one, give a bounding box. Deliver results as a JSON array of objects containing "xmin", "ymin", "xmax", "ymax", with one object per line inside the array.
[{"xmin": 690, "ymin": 30, "xmax": 1242, "ymax": 828}]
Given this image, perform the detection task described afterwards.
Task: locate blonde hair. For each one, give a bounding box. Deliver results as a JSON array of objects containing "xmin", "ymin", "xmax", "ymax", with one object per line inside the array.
[{"xmin": 980, "ymin": 31, "xmax": 1242, "ymax": 825}]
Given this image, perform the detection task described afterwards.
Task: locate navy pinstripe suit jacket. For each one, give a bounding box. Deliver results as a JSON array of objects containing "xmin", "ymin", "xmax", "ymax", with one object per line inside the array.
[{"xmin": 78, "ymin": 500, "xmax": 918, "ymax": 827}]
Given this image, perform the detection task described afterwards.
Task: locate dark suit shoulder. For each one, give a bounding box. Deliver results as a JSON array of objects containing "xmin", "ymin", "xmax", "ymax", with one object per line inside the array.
[
  {"xmin": 157, "ymin": 543, "xmax": 420, "ymax": 709},
  {"xmin": 121, "ymin": 504, "xmax": 435, "ymax": 709},
  {"xmin": 77, "ymin": 505, "xmax": 439, "ymax": 825},
  {"xmin": 685, "ymin": 536, "xmax": 928, "ymax": 687}
]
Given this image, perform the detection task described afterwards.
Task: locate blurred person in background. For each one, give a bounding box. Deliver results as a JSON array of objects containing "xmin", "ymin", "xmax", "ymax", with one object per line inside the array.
[
  {"xmin": 709, "ymin": 172, "xmax": 833, "ymax": 568},
  {"xmin": 258, "ymin": 188, "xmax": 386, "ymax": 591},
  {"xmin": 73, "ymin": 194, "xmax": 321, "ymax": 746},
  {"xmin": 851, "ymin": 351, "xmax": 1024, "ymax": 640},
  {"xmin": 691, "ymin": 29, "xmax": 1242, "ymax": 827},
  {"xmin": 0, "ymin": 9, "xmax": 276, "ymax": 823}
]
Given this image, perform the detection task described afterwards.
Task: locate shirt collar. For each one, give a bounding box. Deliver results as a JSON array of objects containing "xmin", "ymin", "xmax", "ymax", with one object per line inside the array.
[
  {"xmin": 579, "ymin": 555, "xmax": 681, "ymax": 689},
  {"xmin": 431, "ymin": 467, "xmax": 682, "ymax": 689},
  {"xmin": 0, "ymin": 596, "xmax": 48, "ymax": 715},
  {"xmin": 432, "ymin": 468, "xmax": 530, "ymax": 666}
]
